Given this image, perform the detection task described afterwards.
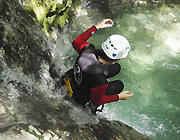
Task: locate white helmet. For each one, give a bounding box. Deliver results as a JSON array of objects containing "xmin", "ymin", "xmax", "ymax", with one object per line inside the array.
[{"xmin": 102, "ymin": 34, "xmax": 130, "ymax": 60}]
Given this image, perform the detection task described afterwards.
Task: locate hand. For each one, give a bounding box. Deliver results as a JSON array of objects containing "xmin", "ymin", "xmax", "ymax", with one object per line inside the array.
[
  {"xmin": 118, "ymin": 91, "xmax": 134, "ymax": 100},
  {"xmin": 95, "ymin": 19, "xmax": 114, "ymax": 30}
]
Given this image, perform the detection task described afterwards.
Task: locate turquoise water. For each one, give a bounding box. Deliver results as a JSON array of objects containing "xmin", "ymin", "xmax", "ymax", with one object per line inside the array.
[
  {"xmin": 105, "ymin": 6, "xmax": 180, "ymax": 140},
  {"xmin": 60, "ymin": 3, "xmax": 180, "ymax": 140}
]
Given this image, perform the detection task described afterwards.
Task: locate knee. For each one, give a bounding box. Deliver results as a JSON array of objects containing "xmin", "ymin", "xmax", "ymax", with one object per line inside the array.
[{"xmin": 116, "ymin": 80, "xmax": 124, "ymax": 92}]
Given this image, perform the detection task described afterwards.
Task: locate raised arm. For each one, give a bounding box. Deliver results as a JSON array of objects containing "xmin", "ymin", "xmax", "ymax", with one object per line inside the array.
[
  {"xmin": 72, "ymin": 19, "xmax": 114, "ymax": 53},
  {"xmin": 72, "ymin": 26, "xmax": 97, "ymax": 53}
]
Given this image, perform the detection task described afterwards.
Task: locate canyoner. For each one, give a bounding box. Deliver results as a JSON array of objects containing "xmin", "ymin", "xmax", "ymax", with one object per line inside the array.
[{"xmin": 60, "ymin": 19, "xmax": 134, "ymax": 115}]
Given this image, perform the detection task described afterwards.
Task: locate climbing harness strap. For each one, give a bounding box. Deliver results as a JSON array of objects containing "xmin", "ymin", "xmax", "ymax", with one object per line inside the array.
[
  {"xmin": 64, "ymin": 75, "xmax": 105, "ymax": 115},
  {"xmin": 62, "ymin": 69, "xmax": 74, "ymax": 97},
  {"xmin": 64, "ymin": 77, "xmax": 73, "ymax": 97}
]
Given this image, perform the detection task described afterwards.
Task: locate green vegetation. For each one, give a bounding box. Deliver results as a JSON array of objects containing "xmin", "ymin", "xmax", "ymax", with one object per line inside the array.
[
  {"xmin": 3, "ymin": 103, "xmax": 19, "ymax": 121},
  {"xmin": 24, "ymin": 0, "xmax": 83, "ymax": 38},
  {"xmin": 2, "ymin": 103, "xmax": 11, "ymax": 114}
]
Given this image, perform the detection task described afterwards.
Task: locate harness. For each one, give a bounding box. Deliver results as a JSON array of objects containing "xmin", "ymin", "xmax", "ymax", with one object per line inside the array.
[
  {"xmin": 63, "ymin": 44, "xmax": 105, "ymax": 115},
  {"xmin": 64, "ymin": 76, "xmax": 104, "ymax": 115},
  {"xmin": 64, "ymin": 76, "xmax": 73, "ymax": 97}
]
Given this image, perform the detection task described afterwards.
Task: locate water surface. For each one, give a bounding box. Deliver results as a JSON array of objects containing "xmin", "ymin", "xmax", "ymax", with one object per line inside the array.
[{"xmin": 59, "ymin": 2, "xmax": 180, "ymax": 140}]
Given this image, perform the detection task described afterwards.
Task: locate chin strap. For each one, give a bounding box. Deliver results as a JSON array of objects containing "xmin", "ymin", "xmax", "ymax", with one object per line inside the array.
[{"xmin": 85, "ymin": 101, "xmax": 104, "ymax": 115}]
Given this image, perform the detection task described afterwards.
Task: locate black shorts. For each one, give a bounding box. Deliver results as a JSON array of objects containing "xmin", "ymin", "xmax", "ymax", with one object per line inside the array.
[{"xmin": 105, "ymin": 63, "xmax": 124, "ymax": 95}]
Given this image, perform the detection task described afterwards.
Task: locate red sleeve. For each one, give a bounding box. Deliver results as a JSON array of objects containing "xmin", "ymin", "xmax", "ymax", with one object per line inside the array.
[
  {"xmin": 90, "ymin": 84, "xmax": 119, "ymax": 105},
  {"xmin": 72, "ymin": 26, "xmax": 97, "ymax": 53}
]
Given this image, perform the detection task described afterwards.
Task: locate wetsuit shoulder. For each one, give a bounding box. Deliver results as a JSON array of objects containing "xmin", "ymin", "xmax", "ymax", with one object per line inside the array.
[{"xmin": 78, "ymin": 45, "xmax": 108, "ymax": 75}]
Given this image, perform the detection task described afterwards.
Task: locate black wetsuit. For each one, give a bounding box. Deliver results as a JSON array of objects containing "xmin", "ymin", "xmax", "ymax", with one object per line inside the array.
[{"xmin": 70, "ymin": 26, "xmax": 124, "ymax": 106}]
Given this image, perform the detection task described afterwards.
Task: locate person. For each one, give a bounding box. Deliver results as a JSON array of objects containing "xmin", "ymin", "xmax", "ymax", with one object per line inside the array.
[{"xmin": 63, "ymin": 19, "xmax": 134, "ymax": 114}]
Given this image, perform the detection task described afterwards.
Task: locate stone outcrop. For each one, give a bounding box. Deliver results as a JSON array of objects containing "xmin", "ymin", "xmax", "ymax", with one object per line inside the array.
[{"xmin": 0, "ymin": 0, "xmax": 52, "ymax": 77}]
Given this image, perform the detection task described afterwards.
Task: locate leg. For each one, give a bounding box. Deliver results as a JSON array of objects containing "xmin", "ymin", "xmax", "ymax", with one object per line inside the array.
[
  {"xmin": 105, "ymin": 80, "xmax": 124, "ymax": 95},
  {"xmin": 106, "ymin": 63, "xmax": 121, "ymax": 79}
]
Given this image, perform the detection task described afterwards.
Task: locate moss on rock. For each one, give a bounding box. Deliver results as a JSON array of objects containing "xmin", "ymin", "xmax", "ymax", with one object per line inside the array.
[{"xmin": 24, "ymin": 0, "xmax": 83, "ymax": 38}]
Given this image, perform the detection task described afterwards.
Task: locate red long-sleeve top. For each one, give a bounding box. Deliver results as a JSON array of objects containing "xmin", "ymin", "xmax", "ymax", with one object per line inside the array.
[{"xmin": 72, "ymin": 26, "xmax": 119, "ymax": 105}]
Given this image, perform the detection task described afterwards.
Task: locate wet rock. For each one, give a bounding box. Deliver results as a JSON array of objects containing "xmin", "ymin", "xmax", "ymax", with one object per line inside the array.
[
  {"xmin": 0, "ymin": 86, "xmax": 155, "ymax": 140},
  {"xmin": 0, "ymin": 113, "xmax": 15, "ymax": 133},
  {"xmin": 0, "ymin": 0, "xmax": 52, "ymax": 78}
]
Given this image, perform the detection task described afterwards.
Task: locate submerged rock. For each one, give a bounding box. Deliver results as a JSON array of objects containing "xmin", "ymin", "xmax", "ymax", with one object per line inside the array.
[{"xmin": 0, "ymin": 0, "xmax": 155, "ymax": 139}]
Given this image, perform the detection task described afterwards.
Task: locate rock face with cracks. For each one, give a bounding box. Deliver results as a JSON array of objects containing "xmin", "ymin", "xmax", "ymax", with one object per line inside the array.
[{"xmin": 0, "ymin": 0, "xmax": 155, "ymax": 139}]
